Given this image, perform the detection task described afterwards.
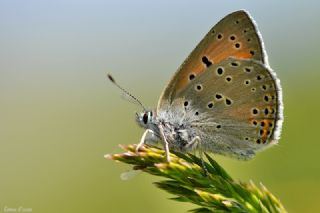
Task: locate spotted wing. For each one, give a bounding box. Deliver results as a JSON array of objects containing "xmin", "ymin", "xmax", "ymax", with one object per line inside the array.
[
  {"xmin": 171, "ymin": 58, "xmax": 282, "ymax": 159},
  {"xmin": 158, "ymin": 10, "xmax": 266, "ymax": 110}
]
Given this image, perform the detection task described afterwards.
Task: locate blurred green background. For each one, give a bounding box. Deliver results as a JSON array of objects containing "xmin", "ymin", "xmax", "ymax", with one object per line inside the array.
[{"xmin": 1, "ymin": 1, "xmax": 319, "ymax": 212}]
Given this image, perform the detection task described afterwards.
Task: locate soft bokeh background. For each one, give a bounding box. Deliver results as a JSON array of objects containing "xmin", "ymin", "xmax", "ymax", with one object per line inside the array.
[{"xmin": 1, "ymin": 1, "xmax": 319, "ymax": 212}]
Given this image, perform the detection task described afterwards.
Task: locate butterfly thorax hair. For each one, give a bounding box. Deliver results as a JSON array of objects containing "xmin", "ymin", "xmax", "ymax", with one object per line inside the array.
[{"xmin": 136, "ymin": 106, "xmax": 202, "ymax": 152}]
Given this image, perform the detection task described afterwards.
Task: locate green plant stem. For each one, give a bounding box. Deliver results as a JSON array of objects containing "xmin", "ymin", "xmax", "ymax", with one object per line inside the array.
[{"xmin": 106, "ymin": 144, "xmax": 287, "ymax": 213}]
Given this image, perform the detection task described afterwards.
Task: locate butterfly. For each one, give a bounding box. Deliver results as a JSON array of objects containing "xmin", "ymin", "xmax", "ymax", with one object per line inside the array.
[{"xmin": 108, "ymin": 10, "xmax": 283, "ymax": 162}]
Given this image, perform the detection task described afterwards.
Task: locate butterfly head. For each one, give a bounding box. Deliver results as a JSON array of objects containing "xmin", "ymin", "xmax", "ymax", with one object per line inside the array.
[{"xmin": 136, "ymin": 110, "xmax": 154, "ymax": 129}]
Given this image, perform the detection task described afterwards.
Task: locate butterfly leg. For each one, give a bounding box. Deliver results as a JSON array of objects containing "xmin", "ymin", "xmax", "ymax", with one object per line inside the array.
[
  {"xmin": 185, "ymin": 136, "xmax": 201, "ymax": 150},
  {"xmin": 187, "ymin": 136, "xmax": 209, "ymax": 176},
  {"xmin": 199, "ymin": 150, "xmax": 209, "ymax": 176},
  {"xmin": 158, "ymin": 124, "xmax": 171, "ymax": 162},
  {"xmin": 136, "ymin": 129, "xmax": 154, "ymax": 153}
]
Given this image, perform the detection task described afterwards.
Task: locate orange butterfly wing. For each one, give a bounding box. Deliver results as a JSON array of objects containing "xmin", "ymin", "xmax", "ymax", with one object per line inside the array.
[{"xmin": 158, "ymin": 10, "xmax": 266, "ymax": 109}]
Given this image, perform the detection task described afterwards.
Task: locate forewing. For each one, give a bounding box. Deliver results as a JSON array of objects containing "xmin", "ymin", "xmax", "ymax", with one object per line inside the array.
[
  {"xmin": 171, "ymin": 58, "xmax": 282, "ymax": 157},
  {"xmin": 158, "ymin": 10, "xmax": 266, "ymax": 110}
]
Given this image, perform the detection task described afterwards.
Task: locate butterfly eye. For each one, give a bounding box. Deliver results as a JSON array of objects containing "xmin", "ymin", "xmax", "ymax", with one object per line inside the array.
[{"xmin": 143, "ymin": 113, "xmax": 148, "ymax": 124}]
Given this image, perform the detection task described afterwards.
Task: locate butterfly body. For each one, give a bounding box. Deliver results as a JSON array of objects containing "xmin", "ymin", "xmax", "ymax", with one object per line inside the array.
[
  {"xmin": 114, "ymin": 10, "xmax": 283, "ymax": 162},
  {"xmin": 136, "ymin": 109, "xmax": 198, "ymax": 152}
]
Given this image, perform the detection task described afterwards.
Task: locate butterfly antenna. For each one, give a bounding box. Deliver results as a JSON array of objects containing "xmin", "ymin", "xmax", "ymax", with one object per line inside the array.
[{"xmin": 107, "ymin": 74, "xmax": 146, "ymax": 110}]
